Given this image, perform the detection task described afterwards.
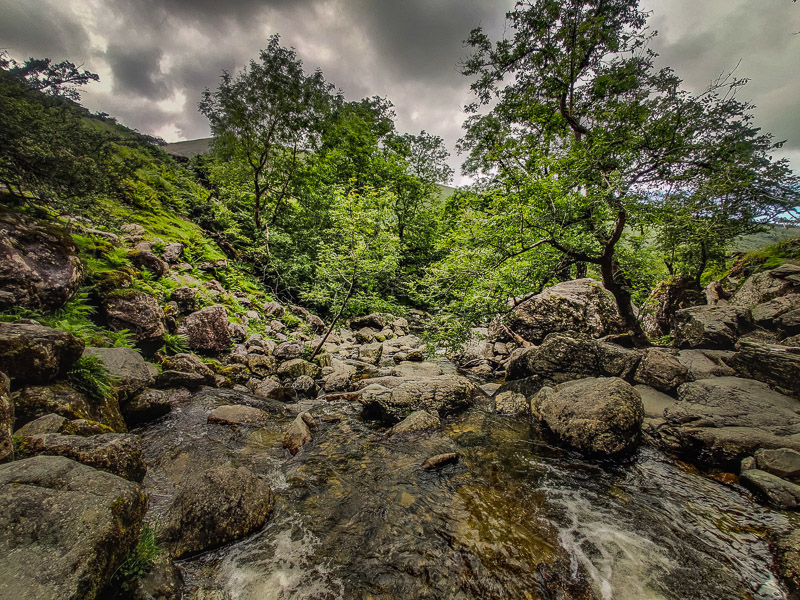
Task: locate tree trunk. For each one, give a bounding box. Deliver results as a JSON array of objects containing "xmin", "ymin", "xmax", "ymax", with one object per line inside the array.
[
  {"xmin": 599, "ymin": 256, "xmax": 649, "ymax": 348},
  {"xmin": 310, "ymin": 275, "xmax": 356, "ymax": 360}
]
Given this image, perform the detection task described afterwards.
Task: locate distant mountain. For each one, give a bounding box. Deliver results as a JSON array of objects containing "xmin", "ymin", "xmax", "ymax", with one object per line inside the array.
[
  {"xmin": 733, "ymin": 225, "xmax": 800, "ymax": 252},
  {"xmin": 163, "ymin": 137, "xmax": 212, "ymax": 159}
]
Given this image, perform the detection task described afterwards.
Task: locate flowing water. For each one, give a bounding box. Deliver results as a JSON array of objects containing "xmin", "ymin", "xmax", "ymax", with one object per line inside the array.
[{"xmin": 137, "ymin": 372, "xmax": 798, "ymax": 600}]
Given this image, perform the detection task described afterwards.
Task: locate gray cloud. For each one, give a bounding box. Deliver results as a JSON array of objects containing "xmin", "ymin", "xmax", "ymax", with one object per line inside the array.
[{"xmin": 106, "ymin": 45, "xmax": 170, "ymax": 99}]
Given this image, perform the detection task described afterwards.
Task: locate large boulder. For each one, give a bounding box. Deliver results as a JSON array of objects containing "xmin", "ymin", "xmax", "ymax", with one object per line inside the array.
[
  {"xmin": 643, "ymin": 275, "xmax": 706, "ymax": 337},
  {"xmin": 12, "ymin": 382, "xmax": 126, "ymax": 432},
  {"xmin": 729, "ymin": 341, "xmax": 800, "ymax": 397},
  {"xmin": 750, "ymin": 294, "xmax": 800, "ymax": 332},
  {"xmin": 0, "ymin": 322, "xmax": 84, "ymax": 385},
  {"xmin": 387, "ymin": 410, "xmax": 441, "ymax": 437},
  {"xmin": 0, "ymin": 373, "xmax": 12, "ymax": 463},
  {"xmin": 102, "ymin": 290, "xmax": 165, "ymax": 345},
  {"xmin": 672, "ymin": 305, "xmax": 751, "ymax": 349},
  {"xmin": 732, "ymin": 265, "xmax": 800, "ymax": 308},
  {"xmin": 178, "ymin": 305, "xmax": 231, "ymax": 353},
  {"xmin": 531, "ymin": 377, "xmax": 644, "ymax": 455},
  {"xmin": 160, "ymin": 465, "xmax": 273, "ymax": 558},
  {"xmin": 0, "ymin": 456, "xmax": 147, "ymax": 600},
  {"xmin": 14, "ymin": 433, "xmax": 146, "ymax": 482},
  {"xmin": 494, "ymin": 279, "xmax": 625, "ymax": 344},
  {"xmin": 652, "ymin": 377, "xmax": 800, "ymax": 466},
  {"xmin": 0, "ymin": 210, "xmax": 83, "ymax": 311},
  {"xmin": 633, "ymin": 348, "xmax": 688, "ymax": 393},
  {"xmin": 359, "ymin": 375, "xmax": 477, "ymax": 423},
  {"xmin": 162, "ymin": 353, "xmax": 215, "ymax": 385},
  {"xmin": 349, "ymin": 313, "xmax": 389, "ymax": 331},
  {"xmin": 82, "ymin": 347, "xmax": 153, "ymax": 401},
  {"xmin": 675, "ymin": 349, "xmax": 735, "ymax": 381}
]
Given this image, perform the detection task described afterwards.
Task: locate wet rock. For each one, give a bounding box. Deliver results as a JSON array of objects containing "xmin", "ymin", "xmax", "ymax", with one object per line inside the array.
[
  {"xmin": 83, "ymin": 347, "xmax": 153, "ymax": 401},
  {"xmin": 0, "ymin": 372, "xmax": 12, "ymax": 462},
  {"xmin": 740, "ymin": 469, "xmax": 800, "ymax": 509},
  {"xmin": 161, "ymin": 465, "xmax": 273, "ymax": 558},
  {"xmin": 634, "ymin": 385, "xmax": 678, "ymax": 419},
  {"xmin": 123, "ymin": 388, "xmax": 172, "ymax": 424},
  {"xmin": 532, "ymin": 377, "xmax": 644, "ymax": 455},
  {"xmin": 129, "ymin": 250, "xmax": 169, "ymax": 278},
  {"xmin": 729, "ymin": 341, "xmax": 800, "ymax": 397},
  {"xmin": 283, "ymin": 412, "xmax": 314, "ymax": 455},
  {"xmin": 293, "ymin": 375, "xmax": 318, "ymax": 397},
  {"xmin": 773, "ymin": 530, "xmax": 800, "ymax": 597},
  {"xmin": 178, "ymin": 305, "xmax": 231, "ymax": 353},
  {"xmin": 170, "ymin": 286, "xmax": 197, "ymax": 314},
  {"xmin": 421, "ymin": 452, "xmax": 459, "ymax": 470},
  {"xmin": 741, "ymin": 456, "xmax": 757, "ymax": 472},
  {"xmin": 0, "ymin": 210, "xmax": 83, "ymax": 311},
  {"xmin": 633, "ymin": 348, "xmax": 688, "ymax": 393},
  {"xmin": 359, "ymin": 342, "xmax": 383, "ymax": 365},
  {"xmin": 277, "ymin": 358, "xmax": 321, "ymax": 379},
  {"xmin": 672, "ymin": 305, "xmax": 751, "ymax": 349},
  {"xmin": 253, "ymin": 379, "xmax": 289, "ymax": 402},
  {"xmin": 0, "ymin": 455, "xmax": 147, "ymax": 600},
  {"xmin": 15, "ymin": 433, "xmax": 146, "ymax": 481},
  {"xmin": 359, "ymin": 375, "xmax": 477, "ymax": 423},
  {"xmin": 495, "ymin": 279, "xmax": 624, "ymax": 344},
  {"xmin": 103, "ymin": 290, "xmax": 166, "ymax": 345},
  {"xmin": 387, "ymin": 410, "xmax": 441, "ymax": 437},
  {"xmin": 274, "ymin": 341, "xmax": 305, "ymax": 360},
  {"xmin": 676, "ymin": 349, "xmax": 736, "ymax": 380},
  {"xmin": 130, "ymin": 554, "xmax": 184, "ymax": 600},
  {"xmin": 13, "ymin": 382, "xmax": 126, "ymax": 432},
  {"xmin": 155, "ymin": 370, "xmax": 208, "ymax": 390},
  {"xmin": 754, "ymin": 448, "xmax": 800, "ymax": 481},
  {"xmin": 0, "ymin": 322, "xmax": 84, "ymax": 385},
  {"xmin": 732, "ymin": 267, "xmax": 800, "ymax": 308},
  {"xmin": 208, "ymin": 405, "xmax": 271, "ymax": 427},
  {"xmin": 14, "ymin": 413, "xmax": 113, "ymax": 437},
  {"xmin": 494, "ymin": 390, "xmax": 529, "ymax": 416}
]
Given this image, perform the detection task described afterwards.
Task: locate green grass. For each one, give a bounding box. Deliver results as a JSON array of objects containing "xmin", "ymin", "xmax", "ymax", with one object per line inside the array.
[{"xmin": 109, "ymin": 523, "xmax": 161, "ymax": 594}]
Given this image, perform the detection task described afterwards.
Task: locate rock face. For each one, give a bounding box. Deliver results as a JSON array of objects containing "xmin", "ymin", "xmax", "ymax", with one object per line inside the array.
[
  {"xmin": 0, "ymin": 455, "xmax": 147, "ymax": 600},
  {"xmin": 359, "ymin": 375, "xmax": 477, "ymax": 423},
  {"xmin": 13, "ymin": 382, "xmax": 126, "ymax": 432},
  {"xmin": 0, "ymin": 322, "xmax": 84, "ymax": 385},
  {"xmin": 496, "ymin": 279, "xmax": 625, "ymax": 344},
  {"xmin": 387, "ymin": 410, "xmax": 441, "ymax": 437},
  {"xmin": 102, "ymin": 290, "xmax": 166, "ymax": 345},
  {"xmin": 732, "ymin": 266, "xmax": 800, "ymax": 308},
  {"xmin": 179, "ymin": 305, "xmax": 232, "ymax": 353},
  {"xmin": 161, "ymin": 465, "xmax": 273, "ymax": 558},
  {"xmin": 643, "ymin": 275, "xmax": 706, "ymax": 337},
  {"xmin": 531, "ymin": 377, "xmax": 644, "ymax": 455},
  {"xmin": 729, "ymin": 341, "xmax": 800, "ymax": 397},
  {"xmin": 754, "ymin": 448, "xmax": 800, "ymax": 480},
  {"xmin": 82, "ymin": 347, "xmax": 153, "ymax": 400},
  {"xmin": 652, "ymin": 377, "xmax": 800, "ymax": 466},
  {"xmin": 672, "ymin": 305, "xmax": 751, "ymax": 349},
  {"xmin": 0, "ymin": 373, "xmax": 12, "ymax": 462},
  {"xmin": 0, "ymin": 210, "xmax": 83, "ymax": 311},
  {"xmin": 15, "ymin": 433, "xmax": 146, "ymax": 482}
]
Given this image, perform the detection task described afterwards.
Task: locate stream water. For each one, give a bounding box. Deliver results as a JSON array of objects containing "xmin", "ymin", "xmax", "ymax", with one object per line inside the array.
[{"xmin": 137, "ymin": 366, "xmax": 798, "ymax": 600}]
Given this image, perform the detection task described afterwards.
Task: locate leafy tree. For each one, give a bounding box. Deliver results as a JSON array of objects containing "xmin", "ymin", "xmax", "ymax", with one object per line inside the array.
[
  {"xmin": 456, "ymin": 0, "xmax": 799, "ymax": 344},
  {"xmin": 1, "ymin": 54, "xmax": 98, "ymax": 101},
  {"xmin": 199, "ymin": 34, "xmax": 335, "ymax": 245}
]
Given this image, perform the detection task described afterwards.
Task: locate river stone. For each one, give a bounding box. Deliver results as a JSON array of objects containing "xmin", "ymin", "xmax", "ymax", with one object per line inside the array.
[
  {"xmin": 155, "ymin": 370, "xmax": 208, "ymax": 390},
  {"xmin": 387, "ymin": 410, "xmax": 441, "ymax": 437},
  {"xmin": 120, "ymin": 388, "xmax": 172, "ymax": 425},
  {"xmin": 634, "ymin": 385, "xmax": 678, "ymax": 419},
  {"xmin": 421, "ymin": 452, "xmax": 459, "ymax": 470},
  {"xmin": 0, "ymin": 210, "xmax": 84, "ymax": 311},
  {"xmin": 740, "ymin": 469, "xmax": 800, "ymax": 509},
  {"xmin": 103, "ymin": 290, "xmax": 166, "ymax": 345},
  {"xmin": 355, "ymin": 327, "xmax": 376, "ymax": 344},
  {"xmin": 532, "ymin": 377, "xmax": 644, "ymax": 455},
  {"xmin": 179, "ymin": 305, "xmax": 231, "ymax": 353},
  {"xmin": 277, "ymin": 358, "xmax": 321, "ymax": 379},
  {"xmin": 0, "ymin": 322, "xmax": 84, "ymax": 385},
  {"xmin": 0, "ymin": 455, "xmax": 147, "ymax": 600},
  {"xmin": 359, "ymin": 342, "xmax": 383, "ymax": 365},
  {"xmin": 253, "ymin": 379, "xmax": 288, "ymax": 401},
  {"xmin": 82, "ymin": 347, "xmax": 153, "ymax": 400},
  {"xmin": 283, "ymin": 412, "xmax": 314, "ymax": 455},
  {"xmin": 676, "ymin": 349, "xmax": 735, "ymax": 380},
  {"xmin": 15, "ymin": 433, "xmax": 146, "ymax": 481},
  {"xmin": 14, "ymin": 413, "xmax": 113, "ymax": 437},
  {"xmin": 247, "ymin": 353, "xmax": 277, "ymax": 377},
  {"xmin": 729, "ymin": 341, "xmax": 800, "ymax": 397},
  {"xmin": 161, "ymin": 465, "xmax": 273, "ymax": 558},
  {"xmin": 12, "ymin": 382, "xmax": 126, "ymax": 432},
  {"xmin": 495, "ymin": 278, "xmax": 625, "ymax": 344},
  {"xmin": 323, "ymin": 362, "xmax": 357, "ymax": 392},
  {"xmin": 350, "ymin": 313, "xmax": 389, "ymax": 331},
  {"xmin": 359, "ymin": 375, "xmax": 477, "ymax": 423},
  {"xmin": 273, "ymin": 341, "xmax": 305, "ymax": 360},
  {"xmin": 754, "ymin": 448, "xmax": 800, "ymax": 481},
  {"xmin": 494, "ymin": 390, "xmax": 529, "ymax": 416},
  {"xmin": 672, "ymin": 305, "xmax": 751, "ymax": 349},
  {"xmin": 633, "ymin": 348, "xmax": 688, "ymax": 392},
  {"xmin": 208, "ymin": 405, "xmax": 270, "ymax": 427},
  {"xmin": 0, "ymin": 372, "xmax": 12, "ymax": 463}
]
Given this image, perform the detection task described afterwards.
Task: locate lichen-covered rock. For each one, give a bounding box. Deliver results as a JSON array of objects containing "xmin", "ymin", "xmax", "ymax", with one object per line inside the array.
[
  {"xmin": 293, "ymin": 374, "xmax": 318, "ymax": 397},
  {"xmin": 732, "ymin": 266, "xmax": 800, "ymax": 308},
  {"xmin": 0, "ymin": 372, "xmax": 12, "ymax": 463},
  {"xmin": 283, "ymin": 412, "xmax": 315, "ymax": 455},
  {"xmin": 359, "ymin": 375, "xmax": 477, "ymax": 423},
  {"xmin": 0, "ymin": 455, "xmax": 147, "ymax": 600},
  {"xmin": 277, "ymin": 358, "xmax": 321, "ymax": 379},
  {"xmin": 170, "ymin": 286, "xmax": 197, "ymax": 314},
  {"xmin": 729, "ymin": 341, "xmax": 800, "ymax": 397},
  {"xmin": 495, "ymin": 279, "xmax": 625, "ymax": 344},
  {"xmin": 531, "ymin": 377, "xmax": 644, "ymax": 455},
  {"xmin": 633, "ymin": 349, "xmax": 688, "ymax": 393},
  {"xmin": 162, "ymin": 353, "xmax": 215, "ymax": 384},
  {"xmin": 494, "ymin": 390, "xmax": 529, "ymax": 416},
  {"xmin": 247, "ymin": 353, "xmax": 277, "ymax": 377},
  {"xmin": 672, "ymin": 305, "xmax": 752, "ymax": 349},
  {"xmin": 82, "ymin": 347, "xmax": 153, "ymax": 401},
  {"xmin": 358, "ymin": 342, "xmax": 383, "ymax": 366},
  {"xmin": 274, "ymin": 341, "xmax": 305, "ymax": 360},
  {"xmin": 162, "ymin": 242, "xmax": 184, "ymax": 264},
  {"xmin": 387, "ymin": 410, "xmax": 441, "ymax": 437},
  {"xmin": 123, "ymin": 388, "xmax": 172, "ymax": 425},
  {"xmin": 13, "ymin": 382, "xmax": 126, "ymax": 432},
  {"xmin": 178, "ymin": 305, "xmax": 231, "ymax": 353},
  {"xmin": 161, "ymin": 465, "xmax": 273, "ymax": 558},
  {"xmin": 102, "ymin": 290, "xmax": 165, "ymax": 345},
  {"xmin": 208, "ymin": 405, "xmax": 271, "ymax": 427},
  {"xmin": 0, "ymin": 210, "xmax": 83, "ymax": 311},
  {"xmin": 228, "ymin": 322, "xmax": 247, "ymax": 343},
  {"xmin": 15, "ymin": 433, "xmax": 146, "ymax": 482},
  {"xmin": 0, "ymin": 322, "xmax": 84, "ymax": 385}
]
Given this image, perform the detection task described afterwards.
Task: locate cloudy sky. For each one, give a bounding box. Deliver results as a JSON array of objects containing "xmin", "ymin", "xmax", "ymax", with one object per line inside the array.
[{"xmin": 1, "ymin": 0, "xmax": 798, "ymax": 184}]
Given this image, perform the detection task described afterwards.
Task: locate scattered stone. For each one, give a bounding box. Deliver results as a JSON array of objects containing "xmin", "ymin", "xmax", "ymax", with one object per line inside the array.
[
  {"xmin": 283, "ymin": 412, "xmax": 314, "ymax": 455},
  {"xmin": 405, "ymin": 348, "xmax": 425, "ymax": 362},
  {"xmin": 672, "ymin": 305, "xmax": 751, "ymax": 349},
  {"xmin": 262, "ymin": 302, "xmax": 285, "ymax": 318},
  {"xmin": 494, "ymin": 390, "xmax": 529, "ymax": 416},
  {"xmin": 208, "ymin": 405, "xmax": 271, "ymax": 427},
  {"xmin": 293, "ymin": 375, "xmax": 318, "ymax": 397},
  {"xmin": 170, "ymin": 286, "xmax": 197, "ymax": 314},
  {"xmin": 350, "ymin": 313, "xmax": 388, "ymax": 331},
  {"xmin": 179, "ymin": 305, "xmax": 232, "ymax": 353},
  {"xmin": 129, "ymin": 249, "xmax": 169, "ymax": 278},
  {"xmin": 0, "ymin": 455, "xmax": 146, "ymax": 600},
  {"xmin": 247, "ymin": 354, "xmax": 277, "ymax": 377},
  {"xmin": 0, "ymin": 322, "xmax": 83, "ymax": 385},
  {"xmin": 277, "ymin": 359, "xmax": 321, "ymax": 379},
  {"xmin": 633, "ymin": 348, "xmax": 688, "ymax": 392},
  {"xmin": 754, "ymin": 448, "xmax": 800, "ymax": 481},
  {"xmin": 102, "ymin": 290, "xmax": 166, "ymax": 345},
  {"xmin": 163, "ymin": 353, "xmax": 215, "ymax": 382},
  {"xmin": 421, "ymin": 452, "xmax": 459, "ymax": 470},
  {"xmin": 228, "ymin": 322, "xmax": 247, "ymax": 343},
  {"xmin": 355, "ymin": 327, "xmax": 376, "ymax": 344},
  {"xmin": 253, "ymin": 379, "xmax": 288, "ymax": 401},
  {"xmin": 740, "ymin": 469, "xmax": 800, "ymax": 509},
  {"xmin": 387, "ymin": 410, "xmax": 441, "ymax": 437},
  {"xmin": 82, "ymin": 347, "xmax": 153, "ymax": 401},
  {"xmin": 162, "ymin": 242, "xmax": 184, "ymax": 264},
  {"xmin": 359, "ymin": 342, "xmax": 383, "ymax": 365},
  {"xmin": 274, "ymin": 341, "xmax": 305, "ymax": 360},
  {"xmin": 532, "ymin": 377, "xmax": 644, "ymax": 455},
  {"xmin": 161, "ymin": 465, "xmax": 273, "ymax": 558},
  {"xmin": 121, "ymin": 223, "xmax": 146, "ymax": 240}
]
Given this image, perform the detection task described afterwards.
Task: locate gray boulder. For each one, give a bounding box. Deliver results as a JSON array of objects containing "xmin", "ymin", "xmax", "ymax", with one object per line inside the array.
[
  {"xmin": 0, "ymin": 210, "xmax": 83, "ymax": 311},
  {"xmin": 0, "ymin": 322, "xmax": 84, "ymax": 385},
  {"xmin": 740, "ymin": 469, "xmax": 800, "ymax": 509},
  {"xmin": 274, "ymin": 341, "xmax": 305, "ymax": 360},
  {"xmin": 672, "ymin": 305, "xmax": 751, "ymax": 349},
  {"xmin": 350, "ymin": 313, "xmax": 389, "ymax": 331},
  {"xmin": 732, "ymin": 266, "xmax": 800, "ymax": 308},
  {"xmin": 253, "ymin": 379, "xmax": 289, "ymax": 402},
  {"xmin": 531, "ymin": 377, "xmax": 644, "ymax": 455},
  {"xmin": 129, "ymin": 250, "xmax": 169, "ymax": 278},
  {"xmin": 729, "ymin": 341, "xmax": 800, "ymax": 397},
  {"xmin": 0, "ymin": 456, "xmax": 146, "ymax": 600},
  {"xmin": 277, "ymin": 359, "xmax": 321, "ymax": 379},
  {"xmin": 359, "ymin": 375, "xmax": 476, "ymax": 422},
  {"xmin": 387, "ymin": 410, "xmax": 441, "ymax": 437},
  {"xmin": 122, "ymin": 388, "xmax": 172, "ymax": 424},
  {"xmin": 358, "ymin": 342, "xmax": 383, "ymax": 365},
  {"xmin": 633, "ymin": 348, "xmax": 688, "ymax": 392},
  {"xmin": 178, "ymin": 305, "xmax": 231, "ymax": 353},
  {"xmin": 102, "ymin": 290, "xmax": 165, "ymax": 345},
  {"xmin": 162, "ymin": 242, "xmax": 184, "ymax": 264},
  {"xmin": 161, "ymin": 465, "xmax": 273, "ymax": 558},
  {"xmin": 754, "ymin": 447, "xmax": 800, "ymax": 481},
  {"xmin": 208, "ymin": 404, "xmax": 271, "ymax": 427},
  {"xmin": 170, "ymin": 286, "xmax": 197, "ymax": 314},
  {"xmin": 676, "ymin": 349, "xmax": 735, "ymax": 380},
  {"xmin": 13, "ymin": 382, "xmax": 126, "ymax": 432}
]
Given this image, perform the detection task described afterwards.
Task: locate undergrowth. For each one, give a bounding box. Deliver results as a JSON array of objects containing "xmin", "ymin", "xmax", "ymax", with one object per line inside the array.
[{"xmin": 67, "ymin": 355, "xmax": 116, "ymax": 402}]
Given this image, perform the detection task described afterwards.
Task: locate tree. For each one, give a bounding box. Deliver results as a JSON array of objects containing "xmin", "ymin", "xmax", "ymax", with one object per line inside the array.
[
  {"xmin": 199, "ymin": 35, "xmax": 334, "ymax": 245},
  {"xmin": 458, "ymin": 0, "xmax": 799, "ymax": 345},
  {"xmin": 1, "ymin": 54, "xmax": 99, "ymax": 101}
]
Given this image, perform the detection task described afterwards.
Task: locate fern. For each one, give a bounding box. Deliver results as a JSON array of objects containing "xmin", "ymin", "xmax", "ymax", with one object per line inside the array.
[
  {"xmin": 67, "ymin": 355, "xmax": 116, "ymax": 402},
  {"xmin": 161, "ymin": 332, "xmax": 189, "ymax": 354}
]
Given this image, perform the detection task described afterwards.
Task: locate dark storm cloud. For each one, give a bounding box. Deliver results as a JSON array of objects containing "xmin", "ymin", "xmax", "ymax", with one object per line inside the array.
[
  {"xmin": 106, "ymin": 45, "xmax": 170, "ymax": 99},
  {"xmin": 0, "ymin": 0, "xmax": 89, "ymax": 62}
]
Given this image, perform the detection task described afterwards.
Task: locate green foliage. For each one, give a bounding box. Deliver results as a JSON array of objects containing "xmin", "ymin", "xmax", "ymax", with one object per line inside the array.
[
  {"xmin": 161, "ymin": 332, "xmax": 188, "ymax": 355},
  {"xmin": 110, "ymin": 523, "xmax": 161, "ymax": 594},
  {"xmin": 67, "ymin": 355, "xmax": 116, "ymax": 402}
]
